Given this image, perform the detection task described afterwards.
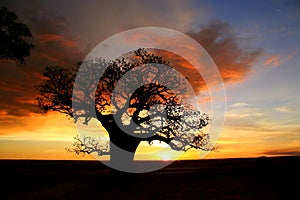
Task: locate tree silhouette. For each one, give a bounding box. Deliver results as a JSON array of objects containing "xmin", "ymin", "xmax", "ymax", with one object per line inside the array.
[
  {"xmin": 0, "ymin": 6, "xmax": 33, "ymax": 64},
  {"xmin": 36, "ymin": 49, "xmax": 212, "ymax": 172}
]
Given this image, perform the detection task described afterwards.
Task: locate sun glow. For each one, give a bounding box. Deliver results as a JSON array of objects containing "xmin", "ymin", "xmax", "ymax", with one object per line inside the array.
[{"xmin": 160, "ymin": 153, "xmax": 173, "ymax": 161}]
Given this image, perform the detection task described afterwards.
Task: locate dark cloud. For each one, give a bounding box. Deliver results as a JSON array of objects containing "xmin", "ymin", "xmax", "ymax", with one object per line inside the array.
[
  {"xmin": 261, "ymin": 148, "xmax": 300, "ymax": 156},
  {"xmin": 0, "ymin": 3, "xmax": 87, "ymax": 119},
  {"xmin": 187, "ymin": 20, "xmax": 262, "ymax": 83},
  {"xmin": 143, "ymin": 20, "xmax": 263, "ymax": 94},
  {"xmin": 0, "ymin": 5, "xmax": 261, "ymax": 120},
  {"xmin": 2, "ymin": 0, "xmax": 69, "ymax": 34}
]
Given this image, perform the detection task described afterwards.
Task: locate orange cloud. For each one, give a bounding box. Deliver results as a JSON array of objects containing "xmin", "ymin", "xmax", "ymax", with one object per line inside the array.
[
  {"xmin": 264, "ymin": 51, "xmax": 298, "ymax": 67},
  {"xmin": 38, "ymin": 34, "xmax": 78, "ymax": 49},
  {"xmin": 0, "ymin": 33, "xmax": 86, "ymax": 120},
  {"xmin": 62, "ymin": 39, "xmax": 77, "ymax": 48},
  {"xmin": 187, "ymin": 20, "xmax": 262, "ymax": 83},
  {"xmin": 264, "ymin": 55, "xmax": 282, "ymax": 67},
  {"xmin": 38, "ymin": 33, "xmax": 64, "ymax": 42},
  {"xmin": 120, "ymin": 20, "xmax": 261, "ymax": 92}
]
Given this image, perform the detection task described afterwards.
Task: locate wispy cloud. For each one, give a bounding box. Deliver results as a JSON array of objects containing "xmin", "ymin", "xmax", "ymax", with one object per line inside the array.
[
  {"xmin": 263, "ymin": 51, "xmax": 299, "ymax": 67},
  {"xmin": 264, "ymin": 55, "xmax": 282, "ymax": 67},
  {"xmin": 260, "ymin": 148, "xmax": 300, "ymax": 156},
  {"xmin": 227, "ymin": 103, "xmax": 263, "ymax": 119},
  {"xmin": 226, "ymin": 111, "xmax": 264, "ymax": 119},
  {"xmin": 230, "ymin": 102, "xmax": 251, "ymax": 108},
  {"xmin": 276, "ymin": 106, "xmax": 295, "ymax": 113},
  {"xmin": 38, "ymin": 33, "xmax": 64, "ymax": 42}
]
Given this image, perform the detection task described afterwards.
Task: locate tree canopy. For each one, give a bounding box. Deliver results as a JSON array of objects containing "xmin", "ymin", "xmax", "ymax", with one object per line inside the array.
[
  {"xmin": 36, "ymin": 49, "xmax": 213, "ymax": 167},
  {"xmin": 0, "ymin": 6, "xmax": 33, "ymax": 64}
]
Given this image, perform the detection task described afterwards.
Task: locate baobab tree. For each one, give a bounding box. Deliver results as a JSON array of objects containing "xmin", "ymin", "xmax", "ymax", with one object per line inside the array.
[{"xmin": 36, "ymin": 48, "xmax": 212, "ymax": 172}]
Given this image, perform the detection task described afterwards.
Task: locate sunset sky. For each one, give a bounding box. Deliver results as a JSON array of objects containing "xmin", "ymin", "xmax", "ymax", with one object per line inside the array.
[{"xmin": 0, "ymin": 0, "xmax": 299, "ymax": 160}]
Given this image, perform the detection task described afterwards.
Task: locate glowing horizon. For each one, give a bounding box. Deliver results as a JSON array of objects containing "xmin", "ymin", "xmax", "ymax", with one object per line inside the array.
[{"xmin": 0, "ymin": 0, "xmax": 299, "ymax": 161}]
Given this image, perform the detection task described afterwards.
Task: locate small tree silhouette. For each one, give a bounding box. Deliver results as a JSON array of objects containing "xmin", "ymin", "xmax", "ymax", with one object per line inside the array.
[
  {"xmin": 0, "ymin": 6, "xmax": 33, "ymax": 64},
  {"xmin": 37, "ymin": 49, "xmax": 213, "ymax": 172}
]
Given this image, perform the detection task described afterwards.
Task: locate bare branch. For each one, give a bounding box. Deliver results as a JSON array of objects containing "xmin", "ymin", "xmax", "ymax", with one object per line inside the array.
[{"xmin": 66, "ymin": 135, "xmax": 109, "ymax": 156}]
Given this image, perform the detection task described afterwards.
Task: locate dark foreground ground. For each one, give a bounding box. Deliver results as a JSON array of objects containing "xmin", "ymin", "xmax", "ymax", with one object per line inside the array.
[{"xmin": 0, "ymin": 156, "xmax": 299, "ymax": 200}]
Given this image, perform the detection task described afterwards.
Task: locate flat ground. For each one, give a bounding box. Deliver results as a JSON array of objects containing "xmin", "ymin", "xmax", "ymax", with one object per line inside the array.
[{"xmin": 1, "ymin": 156, "xmax": 299, "ymax": 200}]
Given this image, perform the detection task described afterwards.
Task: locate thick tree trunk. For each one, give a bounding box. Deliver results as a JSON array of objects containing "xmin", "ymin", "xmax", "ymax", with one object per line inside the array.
[
  {"xmin": 109, "ymin": 141, "xmax": 138, "ymax": 172},
  {"xmin": 108, "ymin": 127, "xmax": 141, "ymax": 179},
  {"xmin": 97, "ymin": 114, "xmax": 141, "ymax": 178}
]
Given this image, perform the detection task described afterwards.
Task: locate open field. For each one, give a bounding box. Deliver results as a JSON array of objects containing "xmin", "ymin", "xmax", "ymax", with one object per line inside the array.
[{"xmin": 1, "ymin": 156, "xmax": 299, "ymax": 200}]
